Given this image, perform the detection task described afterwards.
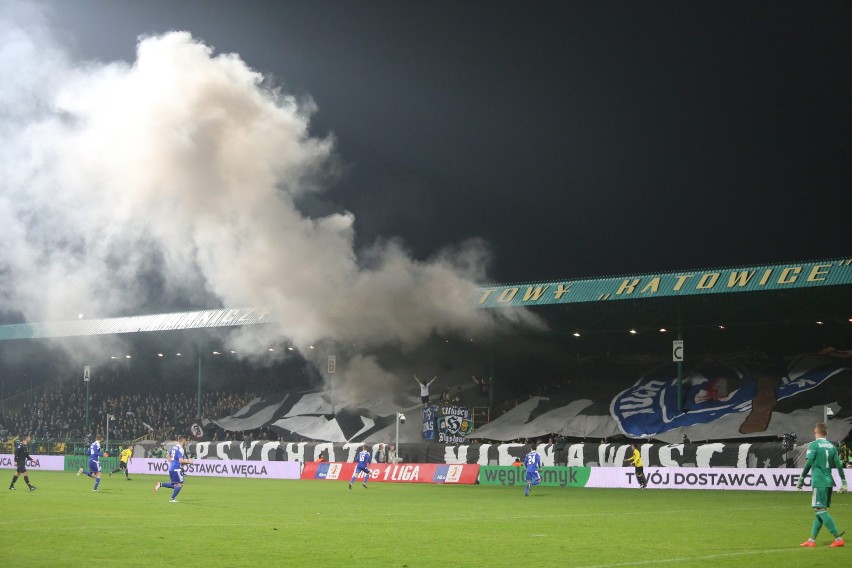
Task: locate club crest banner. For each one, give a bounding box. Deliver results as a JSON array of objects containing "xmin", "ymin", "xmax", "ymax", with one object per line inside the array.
[
  {"xmin": 437, "ymin": 405, "xmax": 473, "ymax": 444},
  {"xmin": 610, "ymin": 354, "xmax": 846, "ymax": 437}
]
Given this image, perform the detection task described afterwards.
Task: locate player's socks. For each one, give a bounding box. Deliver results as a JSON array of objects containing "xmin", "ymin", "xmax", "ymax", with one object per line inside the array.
[
  {"xmin": 161, "ymin": 482, "xmax": 174, "ymax": 489},
  {"xmin": 171, "ymin": 486, "xmax": 181, "ymax": 500},
  {"xmin": 10, "ymin": 474, "xmax": 17, "ymax": 487},
  {"xmin": 93, "ymin": 478, "xmax": 100, "ymax": 490},
  {"xmin": 811, "ymin": 515, "xmax": 824, "ymax": 539},
  {"xmin": 820, "ymin": 512, "xmax": 840, "ymax": 537},
  {"xmin": 24, "ymin": 476, "xmax": 32, "ymax": 488}
]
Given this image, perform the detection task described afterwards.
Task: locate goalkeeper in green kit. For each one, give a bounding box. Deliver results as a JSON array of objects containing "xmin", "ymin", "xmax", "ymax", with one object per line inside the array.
[{"xmin": 796, "ymin": 421, "xmax": 847, "ymax": 547}]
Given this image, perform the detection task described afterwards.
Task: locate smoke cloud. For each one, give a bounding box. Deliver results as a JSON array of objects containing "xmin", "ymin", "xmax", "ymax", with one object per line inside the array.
[{"xmin": 0, "ymin": 5, "xmax": 541, "ymax": 383}]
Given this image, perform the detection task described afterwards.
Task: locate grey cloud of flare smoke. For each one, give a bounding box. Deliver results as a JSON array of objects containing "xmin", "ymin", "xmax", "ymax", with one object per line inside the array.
[{"xmin": 0, "ymin": 15, "xmax": 541, "ymax": 364}]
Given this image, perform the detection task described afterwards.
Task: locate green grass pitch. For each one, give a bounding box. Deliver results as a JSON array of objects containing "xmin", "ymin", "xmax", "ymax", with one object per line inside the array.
[{"xmin": 3, "ymin": 471, "xmax": 847, "ymax": 567}]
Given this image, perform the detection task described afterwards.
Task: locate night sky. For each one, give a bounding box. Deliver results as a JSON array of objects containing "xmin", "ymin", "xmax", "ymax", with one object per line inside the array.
[{"xmin": 37, "ymin": 0, "xmax": 851, "ymax": 284}]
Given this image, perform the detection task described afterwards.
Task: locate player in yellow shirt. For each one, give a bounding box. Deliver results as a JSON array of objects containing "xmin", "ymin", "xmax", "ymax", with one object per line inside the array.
[
  {"xmin": 109, "ymin": 446, "xmax": 133, "ymax": 480},
  {"xmin": 625, "ymin": 442, "xmax": 647, "ymax": 489}
]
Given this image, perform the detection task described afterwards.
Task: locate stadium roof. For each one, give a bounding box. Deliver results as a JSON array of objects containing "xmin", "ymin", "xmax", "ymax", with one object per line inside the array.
[
  {"xmin": 0, "ymin": 308, "xmax": 273, "ymax": 341},
  {"xmin": 0, "ymin": 258, "xmax": 848, "ymax": 341}
]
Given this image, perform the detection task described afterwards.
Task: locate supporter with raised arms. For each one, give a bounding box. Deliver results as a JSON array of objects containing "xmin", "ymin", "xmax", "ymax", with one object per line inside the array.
[{"xmin": 413, "ymin": 374, "xmax": 437, "ymax": 406}]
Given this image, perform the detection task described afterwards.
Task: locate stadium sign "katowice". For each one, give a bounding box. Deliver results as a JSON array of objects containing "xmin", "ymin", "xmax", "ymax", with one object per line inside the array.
[{"xmin": 475, "ymin": 258, "xmax": 852, "ymax": 307}]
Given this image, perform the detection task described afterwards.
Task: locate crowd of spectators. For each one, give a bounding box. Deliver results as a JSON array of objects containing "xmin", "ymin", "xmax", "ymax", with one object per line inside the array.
[{"xmin": 0, "ymin": 376, "xmax": 255, "ymax": 442}]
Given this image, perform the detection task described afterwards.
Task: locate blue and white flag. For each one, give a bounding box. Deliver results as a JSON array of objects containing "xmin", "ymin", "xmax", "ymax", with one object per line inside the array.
[{"xmin": 610, "ymin": 355, "xmax": 844, "ymax": 437}]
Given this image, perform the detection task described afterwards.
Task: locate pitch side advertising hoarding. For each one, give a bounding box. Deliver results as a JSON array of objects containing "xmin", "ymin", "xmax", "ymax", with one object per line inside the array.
[
  {"xmin": 301, "ymin": 462, "xmax": 479, "ymax": 484},
  {"xmin": 1, "ymin": 454, "xmax": 65, "ymax": 471},
  {"xmin": 586, "ymin": 467, "xmax": 846, "ymax": 491},
  {"xmin": 480, "ymin": 466, "xmax": 845, "ymax": 491},
  {"xmin": 128, "ymin": 458, "xmax": 300, "ymax": 479},
  {"xmin": 478, "ymin": 466, "xmax": 591, "ymax": 487}
]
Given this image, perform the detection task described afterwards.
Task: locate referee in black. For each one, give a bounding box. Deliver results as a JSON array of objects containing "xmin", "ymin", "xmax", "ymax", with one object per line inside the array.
[{"xmin": 9, "ymin": 434, "xmax": 37, "ymax": 491}]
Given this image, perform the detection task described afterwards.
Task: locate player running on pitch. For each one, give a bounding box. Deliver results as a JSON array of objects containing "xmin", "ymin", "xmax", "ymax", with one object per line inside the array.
[
  {"xmin": 797, "ymin": 421, "xmax": 847, "ymax": 547},
  {"xmin": 77, "ymin": 434, "xmax": 106, "ymax": 491},
  {"xmin": 154, "ymin": 435, "xmax": 193, "ymax": 503},
  {"xmin": 524, "ymin": 447, "xmax": 542, "ymax": 497},
  {"xmin": 9, "ymin": 434, "xmax": 37, "ymax": 491},
  {"xmin": 109, "ymin": 445, "xmax": 133, "ymax": 480},
  {"xmin": 349, "ymin": 444, "xmax": 372, "ymax": 489}
]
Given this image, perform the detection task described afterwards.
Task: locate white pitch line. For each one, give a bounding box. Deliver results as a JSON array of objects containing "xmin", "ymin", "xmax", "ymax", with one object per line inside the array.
[{"xmin": 579, "ymin": 548, "xmax": 794, "ymax": 568}]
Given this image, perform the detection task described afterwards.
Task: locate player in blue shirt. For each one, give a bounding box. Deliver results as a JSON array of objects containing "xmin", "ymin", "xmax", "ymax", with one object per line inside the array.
[
  {"xmin": 349, "ymin": 444, "xmax": 372, "ymax": 490},
  {"xmin": 524, "ymin": 448, "xmax": 542, "ymax": 497},
  {"xmin": 77, "ymin": 434, "xmax": 106, "ymax": 491},
  {"xmin": 155, "ymin": 435, "xmax": 194, "ymax": 503}
]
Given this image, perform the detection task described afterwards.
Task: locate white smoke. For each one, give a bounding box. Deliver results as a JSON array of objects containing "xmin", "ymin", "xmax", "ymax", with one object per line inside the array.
[{"xmin": 0, "ymin": 6, "xmax": 541, "ymax": 370}]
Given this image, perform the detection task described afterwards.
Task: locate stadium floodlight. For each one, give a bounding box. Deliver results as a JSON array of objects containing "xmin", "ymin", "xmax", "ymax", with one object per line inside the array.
[{"xmin": 395, "ymin": 412, "xmax": 406, "ymax": 463}]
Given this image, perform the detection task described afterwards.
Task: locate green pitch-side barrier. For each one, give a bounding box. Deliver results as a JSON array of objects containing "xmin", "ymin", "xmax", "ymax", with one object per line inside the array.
[
  {"xmin": 64, "ymin": 454, "xmax": 119, "ymax": 473},
  {"xmin": 478, "ymin": 466, "xmax": 591, "ymax": 487}
]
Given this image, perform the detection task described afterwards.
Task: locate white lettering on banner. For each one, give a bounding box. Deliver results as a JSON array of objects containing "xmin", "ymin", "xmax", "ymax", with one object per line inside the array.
[
  {"xmin": 197, "ymin": 440, "xmax": 803, "ymax": 468},
  {"xmin": 737, "ymin": 444, "xmax": 752, "ymax": 468},
  {"xmin": 240, "ymin": 440, "xmax": 257, "ymax": 461},
  {"xmin": 477, "ymin": 444, "xmax": 492, "ymax": 466},
  {"xmin": 616, "ymin": 380, "xmax": 665, "ymax": 418},
  {"xmin": 260, "ymin": 442, "xmax": 280, "ymax": 462},
  {"xmin": 695, "ymin": 443, "xmax": 725, "ymax": 468},
  {"xmin": 284, "ymin": 442, "xmax": 306, "ymax": 464},
  {"xmin": 216, "ymin": 442, "xmax": 232, "ymax": 461},
  {"xmin": 497, "ymin": 443, "xmax": 526, "ymax": 465},
  {"xmin": 658, "ymin": 444, "xmax": 683, "ymax": 467},
  {"xmin": 597, "ymin": 444, "xmax": 629, "ymax": 466},
  {"xmin": 444, "ymin": 445, "xmax": 468, "ymax": 465},
  {"xmin": 381, "ymin": 465, "xmax": 421, "ymax": 482},
  {"xmin": 342, "ymin": 443, "xmax": 362, "ymax": 463},
  {"xmin": 313, "ymin": 443, "xmax": 335, "ymax": 462},
  {"xmin": 537, "ymin": 444, "xmax": 555, "ymax": 466},
  {"xmin": 566, "ymin": 444, "xmax": 584, "ymax": 467},
  {"xmin": 640, "ymin": 443, "xmax": 652, "ymax": 468},
  {"xmin": 195, "ymin": 442, "xmax": 210, "ymax": 460}
]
